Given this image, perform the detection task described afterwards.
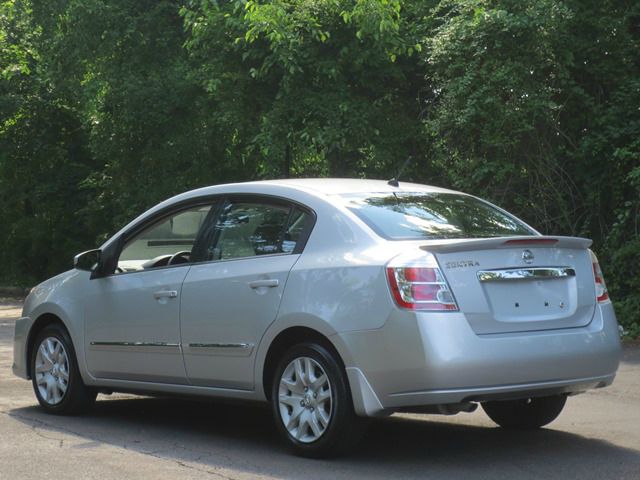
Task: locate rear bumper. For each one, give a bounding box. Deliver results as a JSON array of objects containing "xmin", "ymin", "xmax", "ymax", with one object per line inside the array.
[
  {"xmin": 340, "ymin": 302, "xmax": 621, "ymax": 416},
  {"xmin": 383, "ymin": 373, "xmax": 615, "ymax": 407}
]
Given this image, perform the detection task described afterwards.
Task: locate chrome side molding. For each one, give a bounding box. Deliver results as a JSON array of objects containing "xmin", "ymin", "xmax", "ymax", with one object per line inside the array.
[
  {"xmin": 88, "ymin": 341, "xmax": 181, "ymax": 353},
  {"xmin": 187, "ymin": 342, "xmax": 254, "ymax": 357},
  {"xmin": 189, "ymin": 343, "xmax": 252, "ymax": 349},
  {"xmin": 88, "ymin": 341, "xmax": 254, "ymax": 356},
  {"xmin": 90, "ymin": 341, "xmax": 180, "ymax": 347},
  {"xmin": 477, "ymin": 267, "xmax": 576, "ymax": 282}
]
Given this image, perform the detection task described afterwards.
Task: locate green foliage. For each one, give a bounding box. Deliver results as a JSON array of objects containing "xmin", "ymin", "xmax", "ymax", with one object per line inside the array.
[
  {"xmin": 181, "ymin": 0, "xmax": 429, "ymax": 177},
  {"xmin": 422, "ymin": 0, "xmax": 640, "ymax": 334},
  {"xmin": 425, "ymin": 0, "xmax": 577, "ymax": 231},
  {"xmin": 0, "ymin": 0, "xmax": 638, "ymax": 335}
]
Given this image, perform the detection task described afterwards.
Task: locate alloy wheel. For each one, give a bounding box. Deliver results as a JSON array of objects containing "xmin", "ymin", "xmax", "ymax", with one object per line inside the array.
[
  {"xmin": 34, "ymin": 337, "xmax": 69, "ymax": 405},
  {"xmin": 278, "ymin": 356, "xmax": 332, "ymax": 443}
]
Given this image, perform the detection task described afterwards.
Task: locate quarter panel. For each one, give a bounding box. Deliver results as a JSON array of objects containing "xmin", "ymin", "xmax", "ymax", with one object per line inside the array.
[{"xmin": 278, "ymin": 264, "xmax": 393, "ymax": 333}]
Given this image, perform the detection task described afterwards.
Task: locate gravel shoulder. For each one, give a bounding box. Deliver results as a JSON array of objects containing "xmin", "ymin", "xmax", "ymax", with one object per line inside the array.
[{"xmin": 1, "ymin": 302, "xmax": 639, "ymax": 480}]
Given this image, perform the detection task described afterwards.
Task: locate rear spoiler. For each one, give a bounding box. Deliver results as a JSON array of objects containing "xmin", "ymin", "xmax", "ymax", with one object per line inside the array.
[{"xmin": 420, "ymin": 236, "xmax": 592, "ymax": 254}]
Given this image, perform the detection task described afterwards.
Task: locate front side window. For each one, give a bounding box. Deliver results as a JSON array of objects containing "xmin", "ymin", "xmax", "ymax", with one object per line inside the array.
[
  {"xmin": 203, "ymin": 201, "xmax": 311, "ymax": 261},
  {"xmin": 340, "ymin": 192, "xmax": 535, "ymax": 240},
  {"xmin": 117, "ymin": 205, "xmax": 212, "ymax": 271}
]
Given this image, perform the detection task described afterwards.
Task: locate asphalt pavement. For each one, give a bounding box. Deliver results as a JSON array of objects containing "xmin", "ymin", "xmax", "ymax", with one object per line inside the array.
[{"xmin": 1, "ymin": 302, "xmax": 639, "ymax": 479}]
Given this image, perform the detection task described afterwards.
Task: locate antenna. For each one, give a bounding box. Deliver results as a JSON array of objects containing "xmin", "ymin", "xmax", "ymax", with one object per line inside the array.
[{"xmin": 387, "ymin": 156, "xmax": 413, "ymax": 187}]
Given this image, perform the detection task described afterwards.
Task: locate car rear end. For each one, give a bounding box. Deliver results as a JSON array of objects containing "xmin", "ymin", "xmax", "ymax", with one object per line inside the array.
[{"xmin": 334, "ymin": 190, "xmax": 621, "ymax": 415}]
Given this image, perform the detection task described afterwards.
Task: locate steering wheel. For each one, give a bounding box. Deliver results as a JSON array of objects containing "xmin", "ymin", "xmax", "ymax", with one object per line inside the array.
[{"xmin": 167, "ymin": 250, "xmax": 191, "ymax": 266}]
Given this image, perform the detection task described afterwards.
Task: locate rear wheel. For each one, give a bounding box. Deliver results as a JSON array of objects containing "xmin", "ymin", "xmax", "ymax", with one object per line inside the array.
[
  {"xmin": 271, "ymin": 342, "xmax": 366, "ymax": 457},
  {"xmin": 482, "ymin": 395, "xmax": 567, "ymax": 429},
  {"xmin": 31, "ymin": 324, "xmax": 96, "ymax": 414}
]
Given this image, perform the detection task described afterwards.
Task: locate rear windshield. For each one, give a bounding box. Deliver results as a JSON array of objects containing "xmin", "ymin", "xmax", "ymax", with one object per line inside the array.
[{"xmin": 339, "ymin": 192, "xmax": 535, "ymax": 240}]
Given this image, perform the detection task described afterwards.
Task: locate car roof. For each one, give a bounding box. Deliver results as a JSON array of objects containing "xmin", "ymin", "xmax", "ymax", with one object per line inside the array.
[
  {"xmin": 254, "ymin": 178, "xmax": 457, "ymax": 195},
  {"xmin": 159, "ymin": 178, "xmax": 462, "ymax": 212}
]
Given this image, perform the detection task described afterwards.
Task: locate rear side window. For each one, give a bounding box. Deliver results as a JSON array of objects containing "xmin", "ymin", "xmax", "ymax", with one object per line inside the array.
[
  {"xmin": 215, "ymin": 202, "xmax": 289, "ymax": 259},
  {"xmin": 340, "ymin": 192, "xmax": 535, "ymax": 240},
  {"xmin": 201, "ymin": 201, "xmax": 313, "ymax": 261}
]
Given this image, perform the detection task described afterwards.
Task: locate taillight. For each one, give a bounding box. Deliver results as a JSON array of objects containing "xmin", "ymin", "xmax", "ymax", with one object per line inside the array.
[
  {"xmin": 590, "ymin": 250, "xmax": 609, "ymax": 303},
  {"xmin": 386, "ymin": 251, "xmax": 458, "ymax": 311}
]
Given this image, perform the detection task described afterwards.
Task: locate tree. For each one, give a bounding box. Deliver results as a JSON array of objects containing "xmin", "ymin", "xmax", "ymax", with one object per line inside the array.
[{"xmin": 182, "ymin": 0, "xmax": 431, "ymax": 178}]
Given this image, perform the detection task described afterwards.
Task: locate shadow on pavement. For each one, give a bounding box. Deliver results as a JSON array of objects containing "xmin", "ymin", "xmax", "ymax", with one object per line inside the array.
[
  {"xmin": 622, "ymin": 343, "xmax": 640, "ymax": 364},
  {"xmin": 9, "ymin": 395, "xmax": 640, "ymax": 479}
]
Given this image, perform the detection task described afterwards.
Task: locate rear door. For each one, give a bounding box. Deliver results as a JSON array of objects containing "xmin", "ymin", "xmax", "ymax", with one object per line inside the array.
[
  {"xmin": 430, "ymin": 237, "xmax": 596, "ymax": 334},
  {"xmin": 180, "ymin": 196, "xmax": 314, "ymax": 389}
]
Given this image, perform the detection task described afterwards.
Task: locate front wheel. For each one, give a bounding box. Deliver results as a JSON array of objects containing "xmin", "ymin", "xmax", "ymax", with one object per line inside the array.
[
  {"xmin": 271, "ymin": 343, "xmax": 366, "ymax": 457},
  {"xmin": 482, "ymin": 394, "xmax": 567, "ymax": 429},
  {"xmin": 31, "ymin": 323, "xmax": 96, "ymax": 414}
]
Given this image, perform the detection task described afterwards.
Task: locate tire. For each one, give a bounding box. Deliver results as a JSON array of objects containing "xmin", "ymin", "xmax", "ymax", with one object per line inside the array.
[
  {"xmin": 271, "ymin": 342, "xmax": 367, "ymax": 458},
  {"xmin": 30, "ymin": 323, "xmax": 97, "ymax": 415},
  {"xmin": 482, "ymin": 394, "xmax": 567, "ymax": 429}
]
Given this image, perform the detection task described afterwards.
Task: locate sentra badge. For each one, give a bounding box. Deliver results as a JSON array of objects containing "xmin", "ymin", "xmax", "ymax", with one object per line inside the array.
[{"xmin": 446, "ymin": 260, "xmax": 480, "ymax": 269}]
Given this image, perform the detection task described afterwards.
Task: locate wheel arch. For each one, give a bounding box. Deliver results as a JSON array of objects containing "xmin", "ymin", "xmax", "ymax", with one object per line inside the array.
[{"xmin": 261, "ymin": 325, "xmax": 348, "ymax": 401}]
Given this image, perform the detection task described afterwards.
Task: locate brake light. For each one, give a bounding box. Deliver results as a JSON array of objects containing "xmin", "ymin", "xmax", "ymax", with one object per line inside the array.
[
  {"xmin": 503, "ymin": 238, "xmax": 558, "ymax": 246},
  {"xmin": 386, "ymin": 251, "xmax": 458, "ymax": 311},
  {"xmin": 592, "ymin": 262, "xmax": 609, "ymax": 303},
  {"xmin": 590, "ymin": 250, "xmax": 609, "ymax": 303}
]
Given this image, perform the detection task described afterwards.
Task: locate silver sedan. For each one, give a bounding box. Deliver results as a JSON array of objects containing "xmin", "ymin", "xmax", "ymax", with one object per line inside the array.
[{"xmin": 12, "ymin": 179, "xmax": 621, "ymax": 457}]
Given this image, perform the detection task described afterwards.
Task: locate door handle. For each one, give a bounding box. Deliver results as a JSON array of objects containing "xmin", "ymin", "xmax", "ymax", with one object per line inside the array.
[
  {"xmin": 153, "ymin": 290, "xmax": 178, "ymax": 299},
  {"xmin": 248, "ymin": 279, "xmax": 279, "ymax": 289}
]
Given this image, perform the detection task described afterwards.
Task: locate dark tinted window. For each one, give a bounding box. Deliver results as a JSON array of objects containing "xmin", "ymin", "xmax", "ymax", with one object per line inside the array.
[
  {"xmin": 201, "ymin": 201, "xmax": 312, "ymax": 261},
  {"xmin": 213, "ymin": 202, "xmax": 289, "ymax": 260},
  {"xmin": 340, "ymin": 192, "xmax": 535, "ymax": 240}
]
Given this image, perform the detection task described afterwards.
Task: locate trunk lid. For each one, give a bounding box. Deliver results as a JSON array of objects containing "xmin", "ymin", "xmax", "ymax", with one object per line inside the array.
[{"xmin": 424, "ymin": 236, "xmax": 596, "ymax": 334}]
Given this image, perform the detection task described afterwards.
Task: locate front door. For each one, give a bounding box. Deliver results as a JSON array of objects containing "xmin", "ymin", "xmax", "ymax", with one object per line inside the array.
[{"xmin": 85, "ymin": 203, "xmax": 214, "ymax": 384}]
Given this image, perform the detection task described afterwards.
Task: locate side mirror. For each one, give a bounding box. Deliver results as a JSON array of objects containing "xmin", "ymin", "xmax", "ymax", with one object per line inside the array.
[{"xmin": 73, "ymin": 249, "xmax": 101, "ymax": 272}]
